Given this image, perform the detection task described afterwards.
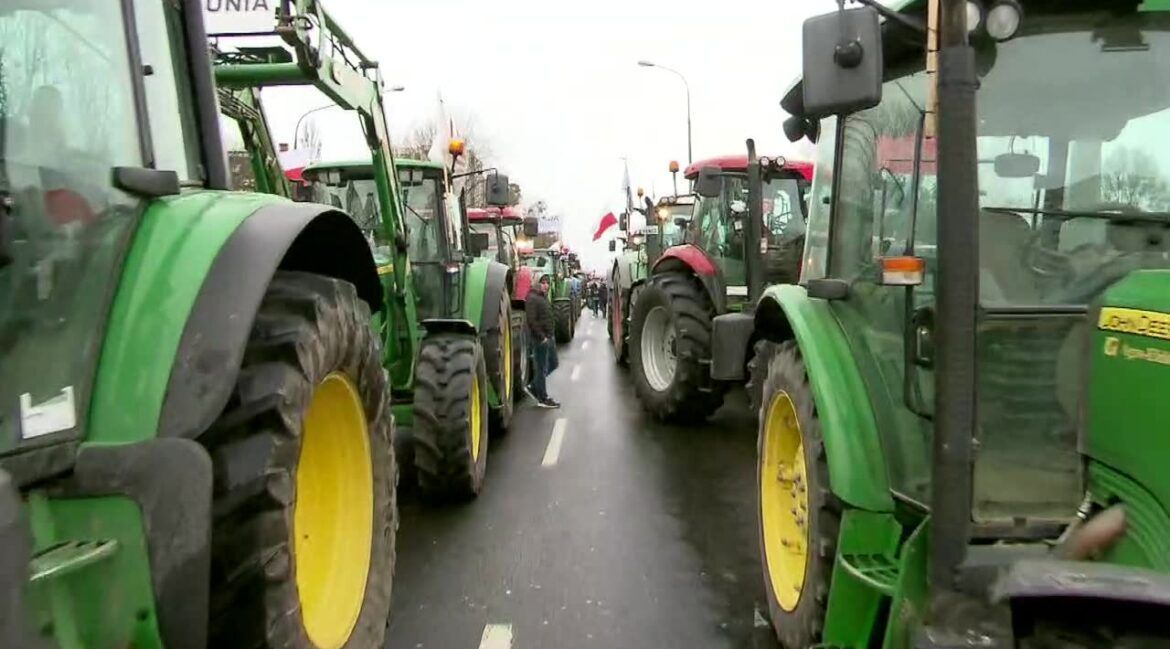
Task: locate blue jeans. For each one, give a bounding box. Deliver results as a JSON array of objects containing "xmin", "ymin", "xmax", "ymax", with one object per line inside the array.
[{"xmin": 528, "ymin": 337, "xmax": 558, "ymax": 401}]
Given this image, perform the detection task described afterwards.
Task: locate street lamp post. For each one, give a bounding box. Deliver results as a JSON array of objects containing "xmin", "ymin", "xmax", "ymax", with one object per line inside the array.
[
  {"xmin": 637, "ymin": 60, "xmax": 692, "ymax": 164},
  {"xmin": 292, "ymin": 85, "xmax": 405, "ymax": 149}
]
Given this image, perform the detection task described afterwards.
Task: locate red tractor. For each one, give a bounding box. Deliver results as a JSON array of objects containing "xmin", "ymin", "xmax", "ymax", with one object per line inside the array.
[{"xmin": 628, "ymin": 145, "xmax": 813, "ymax": 422}]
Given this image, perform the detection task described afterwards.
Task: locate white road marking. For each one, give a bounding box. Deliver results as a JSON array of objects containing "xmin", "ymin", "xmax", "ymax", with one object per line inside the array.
[
  {"xmin": 582, "ymin": 340, "xmax": 591, "ymax": 350},
  {"xmin": 478, "ymin": 623, "xmax": 513, "ymax": 649},
  {"xmin": 541, "ymin": 418, "xmax": 568, "ymax": 467},
  {"xmin": 571, "ymin": 364, "xmax": 582, "ymax": 381}
]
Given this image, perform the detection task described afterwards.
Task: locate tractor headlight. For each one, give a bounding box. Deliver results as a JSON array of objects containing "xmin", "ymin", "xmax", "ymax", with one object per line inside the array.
[{"xmin": 986, "ymin": 1, "xmax": 1022, "ymax": 41}]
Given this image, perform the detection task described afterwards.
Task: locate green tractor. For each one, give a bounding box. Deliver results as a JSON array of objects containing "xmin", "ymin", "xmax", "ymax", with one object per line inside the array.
[
  {"xmin": 608, "ymin": 187, "xmax": 692, "ymax": 365},
  {"xmin": 626, "ymin": 152, "xmax": 812, "ymax": 421},
  {"xmin": 1, "ymin": 1, "xmax": 398, "ymax": 648},
  {"xmin": 296, "ymin": 157, "xmax": 520, "ymax": 474},
  {"xmin": 521, "ymin": 247, "xmax": 579, "ymax": 343},
  {"xmin": 212, "ymin": 6, "xmax": 519, "ymax": 498},
  {"xmin": 467, "ymin": 206, "xmax": 542, "ymax": 399},
  {"xmin": 751, "ymin": 1, "xmax": 1170, "ymax": 646}
]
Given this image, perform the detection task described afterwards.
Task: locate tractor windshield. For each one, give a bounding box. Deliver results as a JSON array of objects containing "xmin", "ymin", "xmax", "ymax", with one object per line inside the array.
[
  {"xmin": 470, "ymin": 221, "xmax": 499, "ymax": 260},
  {"xmin": 400, "ymin": 176, "xmax": 444, "ymax": 263},
  {"xmin": 660, "ymin": 201, "xmax": 692, "ymax": 247},
  {"xmin": 311, "ymin": 179, "xmax": 382, "ymax": 234},
  {"xmin": 0, "ymin": 1, "xmax": 145, "ymax": 450},
  {"xmin": 970, "ymin": 11, "xmax": 1170, "ymax": 309}
]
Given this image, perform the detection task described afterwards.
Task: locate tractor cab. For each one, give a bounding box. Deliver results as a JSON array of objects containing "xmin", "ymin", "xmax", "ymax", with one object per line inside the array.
[
  {"xmin": 303, "ymin": 159, "xmax": 466, "ymax": 320},
  {"xmin": 747, "ymin": 1, "xmax": 1170, "ymax": 646},
  {"xmin": 638, "ymin": 195, "xmax": 694, "ymax": 266},
  {"xmin": 681, "ymin": 155, "xmax": 812, "ymax": 303},
  {"xmin": 468, "ymin": 206, "xmax": 539, "ymax": 269}
]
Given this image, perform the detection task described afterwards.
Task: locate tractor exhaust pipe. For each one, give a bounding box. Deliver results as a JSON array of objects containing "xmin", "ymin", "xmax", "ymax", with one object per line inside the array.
[
  {"xmin": 745, "ymin": 139, "xmax": 765, "ymax": 302},
  {"xmin": 930, "ymin": 0, "xmax": 981, "ymax": 594}
]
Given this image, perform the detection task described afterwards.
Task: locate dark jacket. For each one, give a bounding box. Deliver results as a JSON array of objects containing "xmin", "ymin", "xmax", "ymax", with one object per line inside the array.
[
  {"xmin": 526, "ymin": 289, "xmax": 555, "ymax": 341},
  {"xmin": 598, "ymin": 283, "xmax": 609, "ymax": 301}
]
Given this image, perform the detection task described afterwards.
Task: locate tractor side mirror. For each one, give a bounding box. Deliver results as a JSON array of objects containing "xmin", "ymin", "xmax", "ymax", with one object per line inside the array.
[
  {"xmin": 468, "ymin": 231, "xmax": 491, "ymax": 256},
  {"xmin": 487, "ymin": 173, "xmax": 511, "ymax": 206},
  {"xmin": 523, "ymin": 217, "xmax": 540, "ymax": 237},
  {"xmin": 801, "ymin": 7, "xmax": 883, "ymax": 117},
  {"xmin": 608, "ymin": 239, "xmax": 616, "ymax": 252},
  {"xmin": 619, "ymin": 212, "xmax": 629, "ymax": 231},
  {"xmin": 994, "ymin": 153, "xmax": 1041, "ymax": 179},
  {"xmin": 695, "ymin": 166, "xmax": 722, "ymax": 198}
]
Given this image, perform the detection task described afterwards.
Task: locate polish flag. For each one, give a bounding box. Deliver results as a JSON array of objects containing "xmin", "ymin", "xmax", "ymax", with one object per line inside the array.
[{"xmin": 593, "ymin": 212, "xmax": 618, "ymax": 241}]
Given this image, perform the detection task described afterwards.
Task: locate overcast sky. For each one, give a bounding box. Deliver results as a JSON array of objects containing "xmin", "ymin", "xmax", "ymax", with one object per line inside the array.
[{"xmin": 244, "ymin": 0, "xmax": 834, "ymax": 271}]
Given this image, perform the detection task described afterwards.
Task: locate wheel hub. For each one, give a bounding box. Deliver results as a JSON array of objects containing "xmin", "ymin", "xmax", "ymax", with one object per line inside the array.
[
  {"xmin": 295, "ymin": 372, "xmax": 373, "ymax": 649},
  {"xmin": 760, "ymin": 391, "xmax": 809, "ymax": 612},
  {"xmin": 640, "ymin": 305, "xmax": 678, "ymax": 392}
]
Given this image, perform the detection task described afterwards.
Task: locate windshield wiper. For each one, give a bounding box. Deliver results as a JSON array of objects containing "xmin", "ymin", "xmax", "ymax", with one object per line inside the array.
[{"xmin": 984, "ymin": 206, "xmax": 1170, "ymax": 224}]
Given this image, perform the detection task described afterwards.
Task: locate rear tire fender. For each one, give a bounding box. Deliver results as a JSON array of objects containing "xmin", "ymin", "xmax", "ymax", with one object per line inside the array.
[{"xmin": 753, "ymin": 288, "xmax": 893, "ymax": 512}]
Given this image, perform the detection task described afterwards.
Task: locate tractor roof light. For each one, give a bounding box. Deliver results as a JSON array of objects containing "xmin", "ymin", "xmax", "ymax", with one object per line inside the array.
[
  {"xmin": 448, "ymin": 139, "xmax": 466, "ymax": 156},
  {"xmin": 986, "ymin": 1, "xmax": 1023, "ymax": 41},
  {"xmin": 669, "ymin": 160, "xmax": 680, "ymax": 173},
  {"xmin": 966, "ymin": 0, "xmax": 985, "ymax": 35}
]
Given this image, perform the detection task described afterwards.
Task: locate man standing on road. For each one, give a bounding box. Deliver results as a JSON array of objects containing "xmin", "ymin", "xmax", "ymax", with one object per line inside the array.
[
  {"xmin": 598, "ymin": 280, "xmax": 609, "ymax": 320},
  {"xmin": 525, "ymin": 275, "xmax": 561, "ymax": 408}
]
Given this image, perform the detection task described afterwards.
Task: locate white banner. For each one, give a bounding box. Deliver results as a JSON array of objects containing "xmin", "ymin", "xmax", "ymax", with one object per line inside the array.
[{"xmin": 204, "ymin": 0, "xmax": 278, "ymax": 36}]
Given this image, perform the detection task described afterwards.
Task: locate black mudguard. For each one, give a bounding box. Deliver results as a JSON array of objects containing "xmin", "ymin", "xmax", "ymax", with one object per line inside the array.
[
  {"xmin": 710, "ymin": 311, "xmax": 756, "ymax": 381},
  {"xmin": 66, "ymin": 439, "xmax": 213, "ymax": 649},
  {"xmin": 421, "ymin": 318, "xmax": 478, "ymax": 337},
  {"xmin": 159, "ymin": 203, "xmax": 381, "ymax": 440},
  {"xmin": 0, "ymin": 469, "xmax": 46, "ymax": 649},
  {"xmin": 478, "ymin": 261, "xmax": 511, "ymax": 332}
]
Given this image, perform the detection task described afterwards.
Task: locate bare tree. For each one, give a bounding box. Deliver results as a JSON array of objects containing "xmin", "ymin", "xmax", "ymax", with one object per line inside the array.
[
  {"xmin": 398, "ymin": 121, "xmax": 437, "ymax": 160},
  {"xmin": 1103, "ymin": 147, "xmax": 1170, "ymax": 210},
  {"xmin": 298, "ymin": 119, "xmax": 324, "ymax": 162}
]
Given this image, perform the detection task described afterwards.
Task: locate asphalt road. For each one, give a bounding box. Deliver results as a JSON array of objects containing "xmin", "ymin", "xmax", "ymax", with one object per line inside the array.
[{"xmin": 386, "ymin": 310, "xmax": 781, "ymax": 649}]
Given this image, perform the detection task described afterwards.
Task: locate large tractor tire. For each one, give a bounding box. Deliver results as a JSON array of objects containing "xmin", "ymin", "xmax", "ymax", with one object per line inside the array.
[
  {"xmin": 757, "ymin": 341, "xmax": 839, "ymax": 649},
  {"xmin": 203, "ymin": 271, "xmax": 396, "ymax": 649},
  {"xmin": 412, "ymin": 334, "xmax": 490, "ymax": 501},
  {"xmin": 746, "ymin": 339, "xmax": 779, "ymax": 416},
  {"xmin": 511, "ymin": 308, "xmax": 529, "ymax": 404},
  {"xmin": 629, "ymin": 271, "xmax": 724, "ymax": 422},
  {"xmin": 482, "ymin": 296, "xmax": 515, "ymax": 432},
  {"xmin": 553, "ymin": 300, "xmax": 573, "ymax": 343},
  {"xmin": 610, "ymin": 286, "xmax": 628, "ymax": 366}
]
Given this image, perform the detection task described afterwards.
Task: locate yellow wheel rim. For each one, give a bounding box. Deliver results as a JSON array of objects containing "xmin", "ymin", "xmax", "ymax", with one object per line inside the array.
[
  {"xmin": 295, "ymin": 372, "xmax": 373, "ymax": 649},
  {"xmin": 502, "ymin": 311, "xmax": 513, "ymax": 401},
  {"xmin": 760, "ymin": 391, "xmax": 809, "ymax": 612},
  {"xmin": 470, "ymin": 373, "xmax": 483, "ymax": 462}
]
